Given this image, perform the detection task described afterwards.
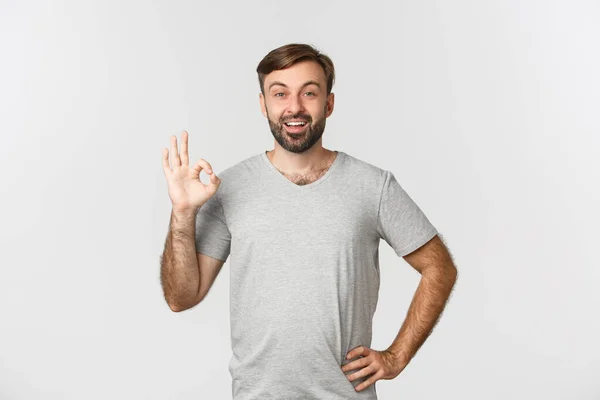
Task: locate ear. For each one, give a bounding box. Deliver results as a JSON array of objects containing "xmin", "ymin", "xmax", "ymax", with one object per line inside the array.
[
  {"xmin": 259, "ymin": 93, "xmax": 267, "ymax": 118},
  {"xmin": 325, "ymin": 92, "xmax": 335, "ymax": 118}
]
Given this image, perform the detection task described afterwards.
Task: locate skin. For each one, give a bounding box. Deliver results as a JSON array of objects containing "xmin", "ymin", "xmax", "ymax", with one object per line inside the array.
[
  {"xmin": 259, "ymin": 60, "xmax": 337, "ymax": 183},
  {"xmin": 342, "ymin": 235, "xmax": 458, "ymax": 392},
  {"xmin": 160, "ymin": 132, "xmax": 225, "ymax": 312}
]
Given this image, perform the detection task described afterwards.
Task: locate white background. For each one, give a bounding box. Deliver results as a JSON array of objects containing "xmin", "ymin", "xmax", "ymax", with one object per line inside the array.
[{"xmin": 1, "ymin": 1, "xmax": 599, "ymax": 399}]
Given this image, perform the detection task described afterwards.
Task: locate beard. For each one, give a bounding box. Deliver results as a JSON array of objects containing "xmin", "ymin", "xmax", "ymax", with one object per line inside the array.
[{"xmin": 266, "ymin": 105, "xmax": 327, "ymax": 154}]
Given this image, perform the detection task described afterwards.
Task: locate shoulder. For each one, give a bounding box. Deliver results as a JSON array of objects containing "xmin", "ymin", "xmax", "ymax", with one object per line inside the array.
[
  {"xmin": 211, "ymin": 152, "xmax": 263, "ymax": 201},
  {"xmin": 340, "ymin": 151, "xmax": 390, "ymax": 191},
  {"xmin": 215, "ymin": 153, "xmax": 262, "ymax": 183}
]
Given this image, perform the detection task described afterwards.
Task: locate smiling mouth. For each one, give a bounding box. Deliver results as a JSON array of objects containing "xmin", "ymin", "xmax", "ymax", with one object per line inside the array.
[
  {"xmin": 284, "ymin": 121, "xmax": 308, "ymax": 127},
  {"xmin": 283, "ymin": 120, "xmax": 309, "ymax": 134}
]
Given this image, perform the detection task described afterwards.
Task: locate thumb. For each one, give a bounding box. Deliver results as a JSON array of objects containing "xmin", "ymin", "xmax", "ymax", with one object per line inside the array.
[{"xmin": 207, "ymin": 170, "xmax": 221, "ymax": 186}]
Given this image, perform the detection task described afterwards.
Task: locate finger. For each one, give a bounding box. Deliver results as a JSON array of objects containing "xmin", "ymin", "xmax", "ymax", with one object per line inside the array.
[
  {"xmin": 341, "ymin": 357, "xmax": 370, "ymax": 373},
  {"xmin": 180, "ymin": 131, "xmax": 189, "ymax": 166},
  {"xmin": 162, "ymin": 148, "xmax": 172, "ymax": 175},
  {"xmin": 355, "ymin": 370, "xmax": 383, "ymax": 392},
  {"xmin": 191, "ymin": 158, "xmax": 214, "ymax": 181},
  {"xmin": 208, "ymin": 169, "xmax": 221, "ymax": 186},
  {"xmin": 346, "ymin": 363, "xmax": 377, "ymax": 382},
  {"xmin": 170, "ymin": 135, "xmax": 181, "ymax": 168},
  {"xmin": 346, "ymin": 346, "xmax": 369, "ymax": 360}
]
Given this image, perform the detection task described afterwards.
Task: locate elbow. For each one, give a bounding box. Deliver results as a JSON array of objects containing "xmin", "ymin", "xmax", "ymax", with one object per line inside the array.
[
  {"xmin": 168, "ymin": 302, "xmax": 187, "ymax": 313},
  {"xmin": 166, "ymin": 297, "xmax": 190, "ymax": 312},
  {"xmin": 166, "ymin": 295, "xmax": 203, "ymax": 313},
  {"xmin": 448, "ymin": 263, "xmax": 458, "ymax": 280},
  {"xmin": 445, "ymin": 263, "xmax": 458, "ymax": 286},
  {"xmin": 446, "ymin": 265, "xmax": 458, "ymax": 294}
]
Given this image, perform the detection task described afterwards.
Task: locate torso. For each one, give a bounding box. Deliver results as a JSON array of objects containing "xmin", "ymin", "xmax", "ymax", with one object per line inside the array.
[{"xmin": 194, "ymin": 150, "xmax": 436, "ymax": 399}]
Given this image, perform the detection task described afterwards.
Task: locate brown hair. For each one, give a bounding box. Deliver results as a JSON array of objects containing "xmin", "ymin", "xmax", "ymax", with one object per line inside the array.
[{"xmin": 256, "ymin": 43, "xmax": 335, "ymax": 95}]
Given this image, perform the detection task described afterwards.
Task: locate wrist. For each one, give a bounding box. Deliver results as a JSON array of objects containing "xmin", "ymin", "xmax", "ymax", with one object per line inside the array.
[
  {"xmin": 385, "ymin": 347, "xmax": 411, "ymax": 366},
  {"xmin": 172, "ymin": 207, "xmax": 198, "ymax": 219}
]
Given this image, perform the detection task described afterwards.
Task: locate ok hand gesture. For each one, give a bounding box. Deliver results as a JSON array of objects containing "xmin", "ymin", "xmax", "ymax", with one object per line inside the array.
[{"xmin": 162, "ymin": 131, "xmax": 221, "ymax": 213}]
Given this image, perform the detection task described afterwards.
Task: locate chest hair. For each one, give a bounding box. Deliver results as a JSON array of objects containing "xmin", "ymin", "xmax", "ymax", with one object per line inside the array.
[{"xmin": 277, "ymin": 153, "xmax": 336, "ymax": 186}]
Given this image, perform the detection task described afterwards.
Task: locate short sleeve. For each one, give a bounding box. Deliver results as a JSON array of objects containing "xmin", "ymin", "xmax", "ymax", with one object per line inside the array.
[
  {"xmin": 194, "ymin": 194, "xmax": 231, "ymax": 262},
  {"xmin": 376, "ymin": 171, "xmax": 438, "ymax": 257}
]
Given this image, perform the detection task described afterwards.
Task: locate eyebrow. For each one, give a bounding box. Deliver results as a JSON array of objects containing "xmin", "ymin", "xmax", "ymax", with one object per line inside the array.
[{"xmin": 268, "ymin": 80, "xmax": 321, "ymax": 91}]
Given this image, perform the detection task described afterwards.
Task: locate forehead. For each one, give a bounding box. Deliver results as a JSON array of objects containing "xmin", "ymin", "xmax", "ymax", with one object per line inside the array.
[{"xmin": 264, "ymin": 60, "xmax": 326, "ymax": 89}]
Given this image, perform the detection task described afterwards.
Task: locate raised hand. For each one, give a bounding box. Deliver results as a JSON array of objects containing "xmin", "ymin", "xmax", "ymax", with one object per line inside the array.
[{"xmin": 162, "ymin": 131, "xmax": 221, "ymax": 213}]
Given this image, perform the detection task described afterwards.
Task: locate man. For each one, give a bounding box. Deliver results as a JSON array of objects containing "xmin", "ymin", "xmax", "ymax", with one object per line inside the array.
[{"xmin": 160, "ymin": 43, "xmax": 457, "ymax": 399}]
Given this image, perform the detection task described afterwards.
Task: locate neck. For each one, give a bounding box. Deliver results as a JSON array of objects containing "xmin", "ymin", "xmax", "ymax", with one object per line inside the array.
[{"xmin": 266, "ymin": 143, "xmax": 335, "ymax": 174}]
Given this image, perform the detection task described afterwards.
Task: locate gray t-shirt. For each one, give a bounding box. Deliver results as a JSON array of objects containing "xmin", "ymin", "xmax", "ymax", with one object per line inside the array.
[{"xmin": 195, "ymin": 150, "xmax": 438, "ymax": 399}]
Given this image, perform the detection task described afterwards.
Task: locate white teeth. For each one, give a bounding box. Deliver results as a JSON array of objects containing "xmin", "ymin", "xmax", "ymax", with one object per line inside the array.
[{"xmin": 285, "ymin": 122, "xmax": 306, "ymax": 126}]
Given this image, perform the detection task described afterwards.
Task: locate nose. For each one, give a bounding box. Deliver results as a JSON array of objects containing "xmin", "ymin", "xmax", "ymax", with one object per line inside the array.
[{"xmin": 286, "ymin": 93, "xmax": 305, "ymax": 115}]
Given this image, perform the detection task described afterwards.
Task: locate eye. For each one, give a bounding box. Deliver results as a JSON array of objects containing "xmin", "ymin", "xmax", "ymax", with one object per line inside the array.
[
  {"xmin": 304, "ymin": 92, "xmax": 315, "ymax": 96},
  {"xmin": 274, "ymin": 92, "xmax": 285, "ymax": 97}
]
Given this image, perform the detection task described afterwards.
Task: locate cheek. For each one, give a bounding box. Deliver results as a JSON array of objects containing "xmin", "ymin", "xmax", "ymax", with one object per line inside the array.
[
  {"xmin": 269, "ymin": 112, "xmax": 285, "ymax": 124},
  {"xmin": 309, "ymin": 103, "xmax": 327, "ymax": 119},
  {"xmin": 266, "ymin": 103, "xmax": 284, "ymax": 117},
  {"xmin": 264, "ymin": 103, "xmax": 279, "ymax": 119}
]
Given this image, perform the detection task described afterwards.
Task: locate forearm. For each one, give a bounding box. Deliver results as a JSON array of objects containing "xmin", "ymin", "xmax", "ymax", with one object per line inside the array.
[
  {"xmin": 160, "ymin": 208, "xmax": 200, "ymax": 311},
  {"xmin": 385, "ymin": 264, "xmax": 457, "ymax": 364}
]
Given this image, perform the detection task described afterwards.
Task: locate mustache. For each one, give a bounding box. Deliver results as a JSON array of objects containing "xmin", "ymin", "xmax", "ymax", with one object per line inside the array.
[{"xmin": 281, "ymin": 114, "xmax": 312, "ymax": 123}]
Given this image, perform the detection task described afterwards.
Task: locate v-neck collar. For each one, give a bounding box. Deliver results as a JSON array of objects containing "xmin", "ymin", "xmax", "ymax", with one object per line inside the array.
[{"xmin": 260, "ymin": 150, "xmax": 345, "ymax": 190}]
